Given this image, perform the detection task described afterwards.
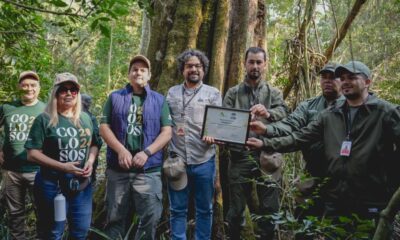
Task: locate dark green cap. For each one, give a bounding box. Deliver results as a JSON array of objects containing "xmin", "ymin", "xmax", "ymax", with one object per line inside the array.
[
  {"xmin": 335, "ymin": 61, "xmax": 371, "ymax": 79},
  {"xmin": 319, "ymin": 62, "xmax": 337, "ymax": 74}
]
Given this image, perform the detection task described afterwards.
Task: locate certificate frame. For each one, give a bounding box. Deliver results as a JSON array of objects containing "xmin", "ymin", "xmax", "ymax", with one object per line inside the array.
[{"xmin": 200, "ymin": 105, "xmax": 251, "ymax": 145}]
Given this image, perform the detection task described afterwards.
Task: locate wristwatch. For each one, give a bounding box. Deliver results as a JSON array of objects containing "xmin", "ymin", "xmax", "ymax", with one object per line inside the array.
[{"xmin": 144, "ymin": 148, "xmax": 152, "ymax": 157}]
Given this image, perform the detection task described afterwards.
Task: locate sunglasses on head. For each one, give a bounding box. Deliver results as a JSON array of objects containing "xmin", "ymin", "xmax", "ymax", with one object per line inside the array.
[{"xmin": 57, "ymin": 86, "xmax": 79, "ymax": 96}]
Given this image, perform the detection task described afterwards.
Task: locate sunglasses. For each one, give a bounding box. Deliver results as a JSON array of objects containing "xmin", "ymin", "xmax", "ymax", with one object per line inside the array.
[{"xmin": 57, "ymin": 86, "xmax": 79, "ymax": 96}]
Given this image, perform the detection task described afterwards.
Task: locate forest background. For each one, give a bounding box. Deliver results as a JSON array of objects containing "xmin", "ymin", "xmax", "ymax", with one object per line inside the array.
[{"xmin": 0, "ymin": 0, "xmax": 399, "ymax": 239}]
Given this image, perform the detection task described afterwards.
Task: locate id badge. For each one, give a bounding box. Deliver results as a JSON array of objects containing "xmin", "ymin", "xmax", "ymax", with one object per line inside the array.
[
  {"xmin": 176, "ymin": 122, "xmax": 185, "ymax": 136},
  {"xmin": 340, "ymin": 141, "xmax": 352, "ymax": 156}
]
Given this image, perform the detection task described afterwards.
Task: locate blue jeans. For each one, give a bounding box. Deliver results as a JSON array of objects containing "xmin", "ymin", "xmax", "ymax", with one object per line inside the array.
[
  {"xmin": 34, "ymin": 171, "xmax": 92, "ymax": 240},
  {"xmin": 168, "ymin": 156, "xmax": 216, "ymax": 240},
  {"xmin": 104, "ymin": 169, "xmax": 163, "ymax": 240}
]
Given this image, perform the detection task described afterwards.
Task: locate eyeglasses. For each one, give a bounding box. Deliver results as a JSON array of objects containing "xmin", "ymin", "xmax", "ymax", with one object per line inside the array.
[
  {"xmin": 184, "ymin": 64, "xmax": 203, "ymax": 70},
  {"xmin": 57, "ymin": 86, "xmax": 79, "ymax": 96}
]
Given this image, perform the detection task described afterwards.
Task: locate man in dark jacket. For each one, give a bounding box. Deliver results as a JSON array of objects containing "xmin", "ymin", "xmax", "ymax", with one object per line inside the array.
[
  {"xmin": 250, "ymin": 63, "xmax": 344, "ymax": 216},
  {"xmin": 100, "ymin": 55, "xmax": 172, "ymax": 239},
  {"xmin": 247, "ymin": 61, "xmax": 400, "ymax": 223},
  {"xmin": 224, "ymin": 47, "xmax": 289, "ymax": 240}
]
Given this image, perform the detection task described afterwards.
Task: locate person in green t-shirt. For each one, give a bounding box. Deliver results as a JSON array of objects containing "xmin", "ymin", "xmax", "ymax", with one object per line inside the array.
[
  {"xmin": 100, "ymin": 55, "xmax": 172, "ymax": 240},
  {"xmin": 0, "ymin": 71, "xmax": 45, "ymax": 239},
  {"xmin": 25, "ymin": 73, "xmax": 100, "ymax": 240}
]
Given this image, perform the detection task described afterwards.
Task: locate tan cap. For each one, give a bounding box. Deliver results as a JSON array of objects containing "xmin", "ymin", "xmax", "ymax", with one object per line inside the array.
[
  {"xmin": 163, "ymin": 155, "xmax": 187, "ymax": 191},
  {"xmin": 129, "ymin": 55, "xmax": 151, "ymax": 72},
  {"xmin": 259, "ymin": 151, "xmax": 283, "ymax": 180},
  {"xmin": 54, "ymin": 72, "xmax": 80, "ymax": 89},
  {"xmin": 19, "ymin": 71, "xmax": 40, "ymax": 82}
]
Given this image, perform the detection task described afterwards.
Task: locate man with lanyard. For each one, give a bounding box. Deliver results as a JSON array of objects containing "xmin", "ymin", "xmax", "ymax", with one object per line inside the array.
[
  {"xmin": 0, "ymin": 71, "xmax": 45, "ymax": 239},
  {"xmin": 247, "ymin": 61, "xmax": 400, "ymax": 236},
  {"xmin": 166, "ymin": 49, "xmax": 222, "ymax": 240},
  {"xmin": 100, "ymin": 55, "xmax": 172, "ymax": 239},
  {"xmin": 223, "ymin": 47, "xmax": 289, "ymax": 240},
  {"xmin": 250, "ymin": 63, "xmax": 345, "ymax": 217}
]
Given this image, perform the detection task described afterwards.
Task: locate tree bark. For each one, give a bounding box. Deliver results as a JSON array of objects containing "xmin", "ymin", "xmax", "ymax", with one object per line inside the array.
[
  {"xmin": 224, "ymin": 0, "xmax": 251, "ymax": 92},
  {"xmin": 373, "ymin": 187, "xmax": 400, "ymax": 240},
  {"xmin": 146, "ymin": 0, "xmax": 177, "ymax": 90},
  {"xmin": 208, "ymin": 0, "xmax": 230, "ymax": 91},
  {"xmin": 156, "ymin": 0, "xmax": 204, "ymax": 94},
  {"xmin": 139, "ymin": 13, "xmax": 151, "ymax": 55}
]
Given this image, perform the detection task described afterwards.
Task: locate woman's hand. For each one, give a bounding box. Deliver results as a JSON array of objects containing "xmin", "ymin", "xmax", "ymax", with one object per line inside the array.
[
  {"xmin": 82, "ymin": 161, "xmax": 93, "ymax": 178},
  {"xmin": 63, "ymin": 161, "xmax": 84, "ymax": 176}
]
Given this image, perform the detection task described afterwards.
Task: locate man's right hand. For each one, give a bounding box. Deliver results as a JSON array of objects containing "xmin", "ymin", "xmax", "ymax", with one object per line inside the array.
[
  {"xmin": 118, "ymin": 148, "xmax": 133, "ymax": 170},
  {"xmin": 250, "ymin": 121, "xmax": 267, "ymax": 135},
  {"xmin": 63, "ymin": 161, "xmax": 84, "ymax": 176}
]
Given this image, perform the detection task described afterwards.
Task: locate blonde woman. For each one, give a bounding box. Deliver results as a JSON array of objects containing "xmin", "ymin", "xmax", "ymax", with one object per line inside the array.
[{"xmin": 25, "ymin": 73, "xmax": 100, "ymax": 240}]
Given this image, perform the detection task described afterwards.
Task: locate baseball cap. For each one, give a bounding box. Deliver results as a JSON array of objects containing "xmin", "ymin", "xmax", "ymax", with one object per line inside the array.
[
  {"xmin": 335, "ymin": 61, "xmax": 371, "ymax": 79},
  {"xmin": 54, "ymin": 72, "xmax": 80, "ymax": 89},
  {"xmin": 19, "ymin": 71, "xmax": 40, "ymax": 83},
  {"xmin": 260, "ymin": 151, "xmax": 283, "ymax": 181},
  {"xmin": 129, "ymin": 55, "xmax": 151, "ymax": 72},
  {"xmin": 319, "ymin": 63, "xmax": 336, "ymax": 74},
  {"xmin": 163, "ymin": 155, "xmax": 187, "ymax": 191}
]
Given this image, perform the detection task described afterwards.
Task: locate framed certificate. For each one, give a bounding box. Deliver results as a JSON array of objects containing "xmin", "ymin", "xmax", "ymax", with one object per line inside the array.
[{"xmin": 201, "ymin": 105, "xmax": 251, "ymax": 145}]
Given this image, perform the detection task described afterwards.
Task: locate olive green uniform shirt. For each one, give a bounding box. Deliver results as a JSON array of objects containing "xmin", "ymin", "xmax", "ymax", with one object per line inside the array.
[
  {"xmin": 263, "ymin": 94, "xmax": 400, "ymax": 205},
  {"xmin": 264, "ymin": 94, "xmax": 345, "ymax": 176}
]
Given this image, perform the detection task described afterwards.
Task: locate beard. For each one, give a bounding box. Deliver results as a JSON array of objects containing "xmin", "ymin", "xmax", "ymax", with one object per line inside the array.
[
  {"xmin": 247, "ymin": 71, "xmax": 260, "ymax": 80},
  {"xmin": 186, "ymin": 73, "xmax": 201, "ymax": 83},
  {"xmin": 343, "ymin": 92, "xmax": 360, "ymax": 100},
  {"xmin": 323, "ymin": 90, "xmax": 339, "ymax": 101}
]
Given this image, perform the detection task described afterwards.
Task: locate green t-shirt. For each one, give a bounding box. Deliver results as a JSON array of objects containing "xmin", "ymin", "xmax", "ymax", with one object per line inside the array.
[
  {"xmin": 101, "ymin": 93, "xmax": 172, "ymax": 152},
  {"xmin": 25, "ymin": 112, "xmax": 100, "ymax": 170},
  {"xmin": 0, "ymin": 100, "xmax": 45, "ymax": 172}
]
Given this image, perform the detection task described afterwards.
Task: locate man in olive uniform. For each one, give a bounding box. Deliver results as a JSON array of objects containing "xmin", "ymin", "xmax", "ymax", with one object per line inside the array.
[
  {"xmin": 250, "ymin": 63, "xmax": 344, "ymax": 216},
  {"xmin": 0, "ymin": 71, "xmax": 45, "ymax": 239},
  {"xmin": 247, "ymin": 61, "xmax": 400, "ymax": 232},
  {"xmin": 223, "ymin": 47, "xmax": 289, "ymax": 240}
]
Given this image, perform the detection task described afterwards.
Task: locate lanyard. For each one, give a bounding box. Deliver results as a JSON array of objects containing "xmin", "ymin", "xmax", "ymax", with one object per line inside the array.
[
  {"xmin": 181, "ymin": 84, "xmax": 203, "ymax": 117},
  {"xmin": 345, "ymin": 109, "xmax": 352, "ymax": 141}
]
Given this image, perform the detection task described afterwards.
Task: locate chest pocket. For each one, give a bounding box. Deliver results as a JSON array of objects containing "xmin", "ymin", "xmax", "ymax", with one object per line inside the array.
[
  {"xmin": 193, "ymin": 98, "xmax": 208, "ymax": 124},
  {"xmin": 167, "ymin": 98, "xmax": 182, "ymax": 118},
  {"xmin": 307, "ymin": 109, "xmax": 319, "ymax": 121}
]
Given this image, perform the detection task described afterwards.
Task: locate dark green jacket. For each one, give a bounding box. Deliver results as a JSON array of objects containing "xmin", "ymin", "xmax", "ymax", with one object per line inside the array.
[
  {"xmin": 224, "ymin": 80, "xmax": 288, "ymax": 158},
  {"xmin": 263, "ymin": 94, "xmax": 400, "ymax": 206},
  {"xmin": 224, "ymin": 81, "xmax": 288, "ymax": 122},
  {"xmin": 265, "ymin": 94, "xmax": 345, "ymax": 176}
]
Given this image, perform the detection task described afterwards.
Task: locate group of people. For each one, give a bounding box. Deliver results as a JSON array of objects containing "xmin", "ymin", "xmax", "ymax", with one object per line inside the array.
[{"xmin": 0, "ymin": 46, "xmax": 399, "ymax": 240}]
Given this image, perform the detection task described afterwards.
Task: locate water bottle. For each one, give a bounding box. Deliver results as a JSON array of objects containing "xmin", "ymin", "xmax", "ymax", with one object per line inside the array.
[{"xmin": 54, "ymin": 193, "xmax": 66, "ymax": 222}]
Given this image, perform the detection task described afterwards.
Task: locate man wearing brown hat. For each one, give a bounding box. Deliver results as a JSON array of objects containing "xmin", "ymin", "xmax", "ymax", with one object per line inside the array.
[
  {"xmin": 250, "ymin": 63, "xmax": 344, "ymax": 217},
  {"xmin": 0, "ymin": 71, "xmax": 45, "ymax": 239},
  {"xmin": 247, "ymin": 61, "xmax": 400, "ymax": 235},
  {"xmin": 100, "ymin": 55, "xmax": 172, "ymax": 239}
]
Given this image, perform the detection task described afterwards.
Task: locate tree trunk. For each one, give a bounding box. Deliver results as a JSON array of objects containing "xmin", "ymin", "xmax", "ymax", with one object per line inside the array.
[
  {"xmin": 139, "ymin": 14, "xmax": 151, "ymax": 55},
  {"xmin": 373, "ymin": 187, "xmax": 400, "ymax": 240},
  {"xmin": 324, "ymin": 0, "xmax": 368, "ymax": 61},
  {"xmin": 146, "ymin": 0, "xmax": 177, "ymax": 90},
  {"xmin": 156, "ymin": 0, "xmax": 204, "ymax": 94},
  {"xmin": 282, "ymin": 0, "xmax": 317, "ymax": 100},
  {"xmin": 208, "ymin": 0, "xmax": 229, "ymax": 91}
]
